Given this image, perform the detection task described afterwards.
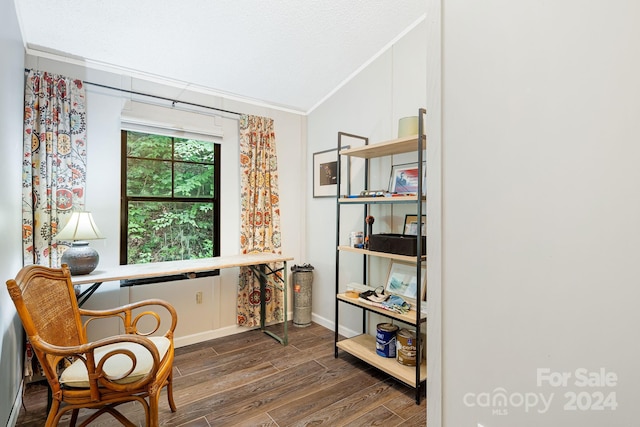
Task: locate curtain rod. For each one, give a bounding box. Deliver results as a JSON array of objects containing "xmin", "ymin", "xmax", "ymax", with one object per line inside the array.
[
  {"xmin": 24, "ymin": 68, "xmax": 242, "ymax": 116},
  {"xmin": 86, "ymin": 81, "xmax": 242, "ymax": 116}
]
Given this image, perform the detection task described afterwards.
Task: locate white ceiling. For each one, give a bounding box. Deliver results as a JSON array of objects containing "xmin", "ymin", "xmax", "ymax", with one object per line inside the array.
[{"xmin": 15, "ymin": 0, "xmax": 426, "ymax": 114}]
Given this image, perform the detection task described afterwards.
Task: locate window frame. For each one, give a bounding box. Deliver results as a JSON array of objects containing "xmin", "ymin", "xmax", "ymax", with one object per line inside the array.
[{"xmin": 119, "ymin": 130, "xmax": 221, "ymax": 273}]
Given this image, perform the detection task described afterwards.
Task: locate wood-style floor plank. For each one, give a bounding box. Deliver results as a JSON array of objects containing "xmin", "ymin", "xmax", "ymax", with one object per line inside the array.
[
  {"xmin": 285, "ymin": 379, "xmax": 408, "ymax": 427},
  {"xmin": 16, "ymin": 322, "xmax": 426, "ymax": 426},
  {"xmin": 245, "ymin": 367, "xmax": 381, "ymax": 426},
  {"xmin": 347, "ymin": 405, "xmax": 406, "ymax": 427}
]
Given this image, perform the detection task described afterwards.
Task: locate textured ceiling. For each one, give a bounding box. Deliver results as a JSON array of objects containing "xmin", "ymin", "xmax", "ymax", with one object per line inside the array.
[{"xmin": 15, "ymin": 0, "xmax": 426, "ymax": 113}]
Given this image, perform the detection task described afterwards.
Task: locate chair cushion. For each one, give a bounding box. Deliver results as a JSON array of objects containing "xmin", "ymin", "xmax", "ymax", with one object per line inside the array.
[{"xmin": 59, "ymin": 336, "xmax": 171, "ymax": 388}]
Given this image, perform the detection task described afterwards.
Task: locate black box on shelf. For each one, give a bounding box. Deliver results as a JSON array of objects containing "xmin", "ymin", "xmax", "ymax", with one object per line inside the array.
[{"xmin": 368, "ymin": 233, "xmax": 425, "ymax": 256}]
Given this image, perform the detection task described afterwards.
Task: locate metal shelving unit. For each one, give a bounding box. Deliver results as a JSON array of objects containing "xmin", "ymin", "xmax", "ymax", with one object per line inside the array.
[{"xmin": 334, "ymin": 108, "xmax": 427, "ymax": 404}]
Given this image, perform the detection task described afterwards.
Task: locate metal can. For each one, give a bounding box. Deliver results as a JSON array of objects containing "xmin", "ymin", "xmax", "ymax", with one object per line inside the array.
[
  {"xmin": 397, "ymin": 328, "xmax": 420, "ymax": 366},
  {"xmin": 376, "ymin": 323, "xmax": 399, "ymax": 358}
]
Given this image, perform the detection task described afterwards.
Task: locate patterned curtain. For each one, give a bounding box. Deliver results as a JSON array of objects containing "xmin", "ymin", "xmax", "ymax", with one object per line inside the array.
[
  {"xmin": 237, "ymin": 115, "xmax": 283, "ymax": 327},
  {"xmin": 22, "ymin": 70, "xmax": 87, "ymax": 267}
]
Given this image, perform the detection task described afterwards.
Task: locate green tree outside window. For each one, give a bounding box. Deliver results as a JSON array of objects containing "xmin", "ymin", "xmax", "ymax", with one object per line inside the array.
[{"xmin": 121, "ymin": 131, "xmax": 220, "ymax": 265}]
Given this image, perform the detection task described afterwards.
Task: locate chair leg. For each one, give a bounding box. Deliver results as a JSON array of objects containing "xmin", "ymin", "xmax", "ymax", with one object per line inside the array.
[
  {"xmin": 149, "ymin": 391, "xmax": 160, "ymax": 427},
  {"xmin": 167, "ymin": 371, "xmax": 177, "ymax": 412},
  {"xmin": 138, "ymin": 396, "xmax": 151, "ymax": 426},
  {"xmin": 45, "ymin": 400, "xmax": 60, "ymax": 427},
  {"xmin": 69, "ymin": 408, "xmax": 80, "ymax": 426}
]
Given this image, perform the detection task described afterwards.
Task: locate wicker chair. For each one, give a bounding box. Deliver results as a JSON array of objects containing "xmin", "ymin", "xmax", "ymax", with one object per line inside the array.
[{"xmin": 6, "ymin": 264, "xmax": 178, "ymax": 426}]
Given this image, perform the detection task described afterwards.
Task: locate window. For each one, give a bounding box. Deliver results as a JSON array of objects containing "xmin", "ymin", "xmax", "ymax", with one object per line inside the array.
[{"xmin": 120, "ymin": 130, "xmax": 221, "ymax": 266}]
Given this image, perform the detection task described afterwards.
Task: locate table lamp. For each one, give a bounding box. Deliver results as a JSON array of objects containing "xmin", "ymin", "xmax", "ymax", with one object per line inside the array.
[{"xmin": 56, "ymin": 211, "xmax": 105, "ymax": 275}]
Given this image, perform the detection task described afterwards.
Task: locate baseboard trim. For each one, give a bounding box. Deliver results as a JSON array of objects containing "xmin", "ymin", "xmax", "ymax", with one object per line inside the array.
[
  {"xmin": 6, "ymin": 380, "xmax": 23, "ymax": 427},
  {"xmin": 174, "ymin": 325, "xmax": 258, "ymax": 348},
  {"xmin": 311, "ymin": 313, "xmax": 358, "ymax": 338},
  {"xmin": 173, "ymin": 311, "xmax": 357, "ymax": 349},
  {"xmin": 173, "ymin": 311, "xmax": 297, "ymax": 348}
]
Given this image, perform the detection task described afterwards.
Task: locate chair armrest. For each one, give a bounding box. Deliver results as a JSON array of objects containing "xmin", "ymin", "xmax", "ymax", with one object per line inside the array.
[
  {"xmin": 79, "ymin": 299, "xmax": 178, "ymax": 338},
  {"xmin": 31, "ymin": 334, "xmax": 160, "ymax": 364},
  {"xmin": 30, "ymin": 333, "xmax": 162, "ymax": 397}
]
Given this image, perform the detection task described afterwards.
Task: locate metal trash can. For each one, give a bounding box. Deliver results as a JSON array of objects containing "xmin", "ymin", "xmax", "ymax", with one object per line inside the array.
[{"xmin": 291, "ymin": 264, "xmax": 314, "ymax": 327}]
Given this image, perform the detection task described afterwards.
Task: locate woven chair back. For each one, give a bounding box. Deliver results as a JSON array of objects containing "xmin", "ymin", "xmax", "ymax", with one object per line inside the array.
[{"xmin": 8, "ymin": 264, "xmax": 84, "ymax": 348}]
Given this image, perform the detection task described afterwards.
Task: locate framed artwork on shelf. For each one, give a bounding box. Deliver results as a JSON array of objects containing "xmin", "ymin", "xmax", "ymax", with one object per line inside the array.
[
  {"xmin": 388, "ymin": 162, "xmax": 426, "ymax": 195},
  {"xmin": 404, "ymin": 214, "xmax": 426, "ymax": 236},
  {"xmin": 313, "ymin": 147, "xmax": 349, "ymax": 198},
  {"xmin": 385, "ymin": 261, "xmax": 427, "ymax": 302}
]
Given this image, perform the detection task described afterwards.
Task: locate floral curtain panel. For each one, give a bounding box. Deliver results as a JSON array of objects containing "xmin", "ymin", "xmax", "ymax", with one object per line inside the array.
[
  {"xmin": 237, "ymin": 115, "xmax": 283, "ymax": 327},
  {"xmin": 22, "ymin": 70, "xmax": 87, "ymax": 267}
]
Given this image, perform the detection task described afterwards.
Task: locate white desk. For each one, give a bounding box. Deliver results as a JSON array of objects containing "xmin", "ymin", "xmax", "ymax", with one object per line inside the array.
[{"xmin": 71, "ymin": 253, "xmax": 293, "ymax": 345}]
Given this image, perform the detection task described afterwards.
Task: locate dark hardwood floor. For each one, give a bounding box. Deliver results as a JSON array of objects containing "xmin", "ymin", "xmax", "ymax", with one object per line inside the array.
[{"xmin": 16, "ymin": 322, "xmax": 426, "ymax": 426}]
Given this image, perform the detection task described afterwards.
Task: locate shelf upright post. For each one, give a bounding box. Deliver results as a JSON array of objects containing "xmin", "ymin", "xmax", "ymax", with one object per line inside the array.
[
  {"xmin": 335, "ymin": 134, "xmax": 343, "ymax": 358},
  {"xmin": 415, "ymin": 107, "xmax": 427, "ymax": 403},
  {"xmin": 335, "ymin": 132, "xmax": 369, "ymax": 343},
  {"xmin": 362, "ymin": 142, "xmax": 369, "ymax": 335}
]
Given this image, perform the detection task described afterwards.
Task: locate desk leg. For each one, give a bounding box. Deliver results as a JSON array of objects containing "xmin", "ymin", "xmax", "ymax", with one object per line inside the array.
[
  {"xmin": 76, "ymin": 282, "xmax": 103, "ymax": 307},
  {"xmin": 283, "ymin": 260, "xmax": 288, "ymax": 345},
  {"xmin": 259, "ymin": 264, "xmax": 266, "ymax": 331},
  {"xmin": 250, "ymin": 261, "xmax": 288, "ymax": 346}
]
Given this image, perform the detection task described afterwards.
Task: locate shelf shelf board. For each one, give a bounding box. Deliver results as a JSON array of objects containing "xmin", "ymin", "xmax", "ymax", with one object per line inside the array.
[
  {"xmin": 337, "ymin": 293, "xmax": 427, "ymax": 324},
  {"xmin": 339, "ymin": 135, "xmax": 425, "ymax": 159},
  {"xmin": 338, "ymin": 195, "xmax": 424, "ymax": 204},
  {"xmin": 338, "ymin": 245, "xmax": 426, "ymax": 262},
  {"xmin": 337, "ymin": 334, "xmax": 427, "ymax": 387}
]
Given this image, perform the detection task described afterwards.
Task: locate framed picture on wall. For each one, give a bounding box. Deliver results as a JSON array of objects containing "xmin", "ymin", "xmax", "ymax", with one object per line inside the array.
[{"xmin": 313, "ymin": 147, "xmax": 349, "ymax": 198}]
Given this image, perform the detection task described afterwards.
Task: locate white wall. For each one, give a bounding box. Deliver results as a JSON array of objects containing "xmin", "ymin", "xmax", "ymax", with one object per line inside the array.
[
  {"xmin": 442, "ymin": 1, "xmax": 640, "ymax": 425},
  {"xmin": 307, "ymin": 20, "xmax": 427, "ymax": 335},
  {"xmin": 0, "ymin": 1, "xmax": 27, "ymax": 425},
  {"xmin": 23, "ymin": 55, "xmax": 306, "ymax": 346}
]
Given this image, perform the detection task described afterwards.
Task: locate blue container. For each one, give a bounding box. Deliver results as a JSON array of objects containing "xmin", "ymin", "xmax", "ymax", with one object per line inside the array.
[{"xmin": 376, "ymin": 323, "xmax": 399, "ymax": 357}]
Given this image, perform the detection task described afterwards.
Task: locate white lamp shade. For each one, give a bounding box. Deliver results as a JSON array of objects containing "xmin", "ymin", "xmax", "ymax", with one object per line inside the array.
[
  {"xmin": 56, "ymin": 212, "xmax": 105, "ymax": 241},
  {"xmin": 398, "ymin": 116, "xmax": 419, "ymax": 138}
]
